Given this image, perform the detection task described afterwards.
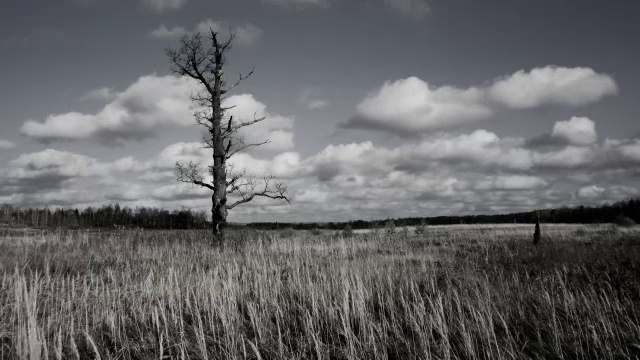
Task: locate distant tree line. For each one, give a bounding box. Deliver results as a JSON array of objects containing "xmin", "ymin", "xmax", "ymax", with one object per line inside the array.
[
  {"xmin": 1, "ymin": 198, "xmax": 638, "ymax": 230},
  {"xmin": 0, "ymin": 204, "xmax": 209, "ymax": 229},
  {"xmin": 246, "ymin": 198, "xmax": 640, "ymax": 230}
]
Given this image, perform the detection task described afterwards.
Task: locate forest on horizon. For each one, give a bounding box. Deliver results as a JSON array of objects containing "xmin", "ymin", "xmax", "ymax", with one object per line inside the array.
[{"xmin": 2, "ymin": 198, "xmax": 639, "ymax": 230}]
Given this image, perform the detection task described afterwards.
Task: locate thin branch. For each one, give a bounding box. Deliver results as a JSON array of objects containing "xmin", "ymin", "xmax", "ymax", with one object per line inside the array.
[
  {"xmin": 226, "ymin": 176, "xmax": 290, "ymax": 210},
  {"xmin": 226, "ymin": 139, "xmax": 271, "ymax": 160},
  {"xmin": 175, "ymin": 161, "xmax": 215, "ymax": 191},
  {"xmin": 226, "ymin": 67, "xmax": 255, "ymax": 93},
  {"xmin": 223, "ymin": 112, "xmax": 267, "ymax": 138}
]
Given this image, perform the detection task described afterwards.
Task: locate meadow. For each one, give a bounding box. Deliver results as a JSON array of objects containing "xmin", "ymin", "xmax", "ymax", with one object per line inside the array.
[{"xmin": 1, "ymin": 223, "xmax": 639, "ymax": 359}]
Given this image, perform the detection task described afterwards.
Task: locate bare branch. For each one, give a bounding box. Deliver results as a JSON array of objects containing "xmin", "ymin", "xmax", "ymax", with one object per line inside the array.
[
  {"xmin": 223, "ymin": 112, "xmax": 267, "ymax": 138},
  {"xmin": 175, "ymin": 161, "xmax": 215, "ymax": 191},
  {"xmin": 167, "ymin": 32, "xmax": 221, "ymax": 100},
  {"xmin": 225, "ymin": 168, "xmax": 246, "ymax": 193},
  {"xmin": 226, "ymin": 67, "xmax": 256, "ymax": 93},
  {"xmin": 225, "ymin": 139, "xmax": 271, "ymax": 160},
  {"xmin": 226, "ymin": 175, "xmax": 290, "ymax": 210}
]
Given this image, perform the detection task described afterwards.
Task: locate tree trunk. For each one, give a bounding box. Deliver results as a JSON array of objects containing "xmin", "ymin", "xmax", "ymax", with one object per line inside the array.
[
  {"xmin": 211, "ymin": 56, "xmax": 227, "ymax": 245},
  {"xmin": 212, "ymin": 196, "xmax": 227, "ymax": 244}
]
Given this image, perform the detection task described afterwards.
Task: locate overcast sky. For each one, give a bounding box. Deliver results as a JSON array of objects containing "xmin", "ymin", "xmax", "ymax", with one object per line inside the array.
[{"xmin": 1, "ymin": 0, "xmax": 640, "ymax": 222}]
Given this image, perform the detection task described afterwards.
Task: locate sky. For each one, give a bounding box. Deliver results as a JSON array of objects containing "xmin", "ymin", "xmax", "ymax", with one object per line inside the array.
[{"xmin": 1, "ymin": 0, "xmax": 640, "ymax": 222}]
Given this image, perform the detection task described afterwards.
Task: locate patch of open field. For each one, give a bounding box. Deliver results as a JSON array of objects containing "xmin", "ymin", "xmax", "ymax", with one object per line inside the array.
[{"xmin": 1, "ymin": 224, "xmax": 639, "ymax": 359}]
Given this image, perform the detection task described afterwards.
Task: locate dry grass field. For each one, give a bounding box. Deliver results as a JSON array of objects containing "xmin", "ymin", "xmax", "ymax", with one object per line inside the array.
[{"xmin": 1, "ymin": 224, "xmax": 640, "ymax": 359}]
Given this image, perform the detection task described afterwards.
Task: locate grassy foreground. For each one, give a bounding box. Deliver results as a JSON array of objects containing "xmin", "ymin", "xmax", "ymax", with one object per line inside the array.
[{"xmin": 1, "ymin": 225, "xmax": 640, "ymax": 359}]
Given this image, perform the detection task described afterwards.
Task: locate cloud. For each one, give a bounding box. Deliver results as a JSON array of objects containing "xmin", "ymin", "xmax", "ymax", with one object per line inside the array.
[
  {"xmin": 22, "ymin": 75, "xmax": 198, "ymax": 146},
  {"xmin": 344, "ymin": 77, "xmax": 491, "ymax": 136},
  {"xmin": 8, "ymin": 149, "xmax": 106, "ymax": 179},
  {"xmin": 344, "ymin": 67, "xmax": 617, "ymax": 136},
  {"xmin": 0, "ymin": 150, "xmax": 112, "ymax": 204},
  {"xmin": 384, "ymin": 0, "xmax": 430, "ymax": 18},
  {"xmin": 150, "ymin": 19, "xmax": 263, "ymax": 46},
  {"xmin": 615, "ymin": 140, "xmax": 640, "ymax": 162},
  {"xmin": 475, "ymin": 176, "xmax": 548, "ymax": 191},
  {"xmin": 223, "ymin": 94, "xmax": 296, "ymax": 152},
  {"xmin": 534, "ymin": 146, "xmax": 597, "ymax": 168},
  {"xmin": 299, "ymin": 88, "xmax": 329, "ymax": 110},
  {"xmin": 0, "ymin": 140, "xmax": 15, "ymax": 150},
  {"xmin": 6, "ymin": 114, "xmax": 640, "ymax": 221},
  {"xmin": 262, "ymin": 0, "xmax": 330, "ymax": 9},
  {"xmin": 80, "ymin": 87, "xmax": 116, "ymax": 102},
  {"xmin": 551, "ymin": 117, "xmax": 597, "ymax": 146},
  {"xmin": 578, "ymin": 185, "xmax": 606, "ymax": 198},
  {"xmin": 21, "ymin": 75, "xmax": 292, "ymax": 148},
  {"xmin": 526, "ymin": 117, "xmax": 598, "ymax": 149},
  {"xmin": 488, "ymin": 66, "xmax": 618, "ymax": 109},
  {"xmin": 149, "ymin": 24, "xmax": 188, "ymax": 39},
  {"xmin": 279, "ymin": 118, "xmax": 640, "ymax": 219},
  {"xmin": 402, "ymin": 130, "xmax": 533, "ymax": 170},
  {"xmin": 142, "ymin": 0, "xmax": 187, "ymax": 12}
]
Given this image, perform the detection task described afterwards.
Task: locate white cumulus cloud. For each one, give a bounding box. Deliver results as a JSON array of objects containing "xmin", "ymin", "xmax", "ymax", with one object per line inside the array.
[
  {"xmin": 346, "ymin": 77, "xmax": 492, "ymax": 135},
  {"xmin": 223, "ymin": 94, "xmax": 296, "ymax": 152},
  {"xmin": 21, "ymin": 75, "xmax": 292, "ymax": 148},
  {"xmin": 21, "ymin": 75, "xmax": 198, "ymax": 146},
  {"xmin": 551, "ymin": 117, "xmax": 597, "ymax": 146},
  {"xmin": 344, "ymin": 67, "xmax": 617, "ymax": 136},
  {"xmin": 488, "ymin": 66, "xmax": 618, "ymax": 109},
  {"xmin": 578, "ymin": 185, "xmax": 606, "ymax": 198}
]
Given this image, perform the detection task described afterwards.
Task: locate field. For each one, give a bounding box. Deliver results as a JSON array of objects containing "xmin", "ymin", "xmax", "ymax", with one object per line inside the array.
[{"xmin": 1, "ymin": 224, "xmax": 640, "ymax": 359}]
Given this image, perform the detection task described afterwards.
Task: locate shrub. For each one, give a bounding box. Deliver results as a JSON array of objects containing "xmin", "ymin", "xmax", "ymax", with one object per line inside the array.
[
  {"xmin": 342, "ymin": 225, "xmax": 354, "ymax": 237},
  {"xmin": 384, "ymin": 219, "xmax": 396, "ymax": 238},
  {"xmin": 400, "ymin": 225, "xmax": 410, "ymax": 239},
  {"xmin": 415, "ymin": 219, "xmax": 429, "ymax": 235},
  {"xmin": 379, "ymin": 219, "xmax": 399, "ymax": 244},
  {"xmin": 613, "ymin": 215, "xmax": 636, "ymax": 227}
]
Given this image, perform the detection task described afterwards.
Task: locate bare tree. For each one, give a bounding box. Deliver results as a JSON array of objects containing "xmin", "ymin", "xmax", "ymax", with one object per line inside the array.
[{"xmin": 167, "ymin": 30, "xmax": 290, "ymax": 243}]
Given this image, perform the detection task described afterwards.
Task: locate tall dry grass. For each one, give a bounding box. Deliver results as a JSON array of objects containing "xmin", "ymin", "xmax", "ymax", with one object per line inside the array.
[{"xmin": 0, "ymin": 225, "xmax": 639, "ymax": 359}]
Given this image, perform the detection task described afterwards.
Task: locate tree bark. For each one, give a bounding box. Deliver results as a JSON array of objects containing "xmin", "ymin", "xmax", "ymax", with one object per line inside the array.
[{"xmin": 211, "ymin": 47, "xmax": 227, "ymax": 243}]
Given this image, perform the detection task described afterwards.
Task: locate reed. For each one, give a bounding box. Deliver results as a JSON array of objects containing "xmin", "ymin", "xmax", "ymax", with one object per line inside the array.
[{"xmin": 0, "ymin": 224, "xmax": 639, "ymax": 359}]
